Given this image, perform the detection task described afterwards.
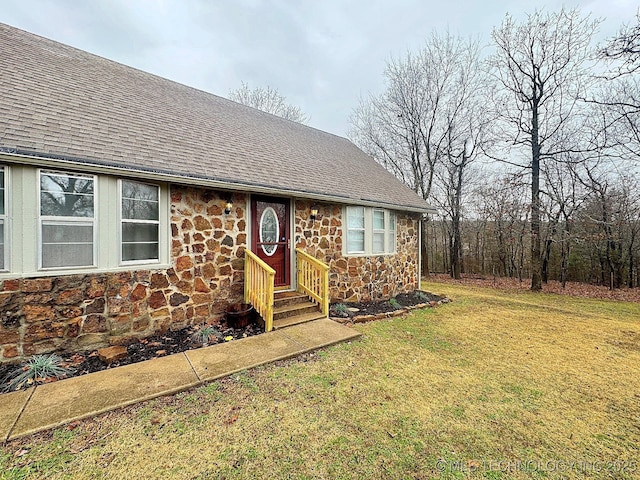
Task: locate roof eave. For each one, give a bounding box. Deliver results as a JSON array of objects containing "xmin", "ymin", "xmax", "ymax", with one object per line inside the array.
[{"xmin": 0, "ymin": 150, "xmax": 436, "ymax": 214}]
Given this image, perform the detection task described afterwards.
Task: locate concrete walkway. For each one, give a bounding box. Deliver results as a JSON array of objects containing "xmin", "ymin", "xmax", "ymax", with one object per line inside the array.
[{"xmin": 1, "ymin": 318, "xmax": 361, "ymax": 443}]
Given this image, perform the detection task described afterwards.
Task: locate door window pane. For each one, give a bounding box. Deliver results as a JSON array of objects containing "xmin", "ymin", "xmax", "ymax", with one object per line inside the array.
[{"xmin": 259, "ymin": 207, "xmax": 279, "ymax": 256}]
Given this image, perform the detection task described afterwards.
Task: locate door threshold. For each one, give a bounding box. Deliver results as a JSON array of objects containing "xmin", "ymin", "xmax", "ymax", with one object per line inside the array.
[{"xmin": 274, "ymin": 286, "xmax": 294, "ymax": 292}]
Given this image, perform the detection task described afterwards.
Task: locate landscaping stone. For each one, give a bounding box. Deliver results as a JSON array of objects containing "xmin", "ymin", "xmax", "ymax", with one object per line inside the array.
[{"xmin": 98, "ymin": 346, "xmax": 128, "ymax": 364}]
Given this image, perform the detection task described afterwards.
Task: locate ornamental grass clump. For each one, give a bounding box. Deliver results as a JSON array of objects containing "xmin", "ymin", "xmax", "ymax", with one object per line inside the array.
[
  {"xmin": 191, "ymin": 325, "xmax": 223, "ymax": 346},
  {"xmin": 330, "ymin": 303, "xmax": 350, "ymax": 317},
  {"xmin": 415, "ymin": 291, "xmax": 429, "ymax": 302},
  {"xmin": 3, "ymin": 353, "xmax": 75, "ymax": 392}
]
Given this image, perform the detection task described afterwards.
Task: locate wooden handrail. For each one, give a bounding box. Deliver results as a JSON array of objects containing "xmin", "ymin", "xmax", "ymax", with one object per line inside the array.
[
  {"xmin": 295, "ymin": 248, "xmax": 330, "ymax": 316},
  {"xmin": 244, "ymin": 249, "xmax": 275, "ymax": 332}
]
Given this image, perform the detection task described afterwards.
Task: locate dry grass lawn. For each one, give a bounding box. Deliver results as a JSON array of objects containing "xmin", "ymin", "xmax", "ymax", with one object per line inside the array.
[{"xmin": 1, "ymin": 281, "xmax": 639, "ymax": 479}]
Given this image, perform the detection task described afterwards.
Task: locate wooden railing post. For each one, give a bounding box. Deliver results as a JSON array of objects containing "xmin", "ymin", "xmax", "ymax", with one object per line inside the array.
[
  {"xmin": 295, "ymin": 248, "xmax": 330, "ymax": 317},
  {"xmin": 321, "ymin": 265, "xmax": 329, "ymax": 316},
  {"xmin": 244, "ymin": 249, "xmax": 275, "ymax": 332}
]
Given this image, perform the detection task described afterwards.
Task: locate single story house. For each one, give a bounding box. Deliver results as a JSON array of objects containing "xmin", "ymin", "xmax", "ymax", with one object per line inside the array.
[{"xmin": 0, "ymin": 23, "xmax": 434, "ymax": 362}]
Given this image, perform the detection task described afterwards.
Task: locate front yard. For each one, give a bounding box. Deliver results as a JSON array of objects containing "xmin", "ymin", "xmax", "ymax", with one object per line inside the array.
[{"xmin": 2, "ymin": 281, "xmax": 639, "ymax": 479}]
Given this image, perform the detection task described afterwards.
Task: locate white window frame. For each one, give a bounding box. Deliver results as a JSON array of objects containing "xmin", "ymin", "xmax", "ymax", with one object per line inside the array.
[
  {"xmin": 119, "ymin": 179, "xmax": 160, "ymax": 265},
  {"xmin": 38, "ymin": 170, "xmax": 97, "ymax": 271},
  {"xmin": 372, "ymin": 208, "xmax": 386, "ymax": 254},
  {"xmin": 346, "ymin": 206, "xmax": 365, "ymax": 254},
  {"xmin": 0, "ymin": 165, "xmax": 7, "ymax": 272},
  {"xmin": 344, "ymin": 206, "xmax": 397, "ymax": 256},
  {"xmin": 388, "ymin": 212, "xmax": 396, "ymax": 253},
  {"xmin": 0, "ymin": 165, "xmax": 171, "ymax": 278}
]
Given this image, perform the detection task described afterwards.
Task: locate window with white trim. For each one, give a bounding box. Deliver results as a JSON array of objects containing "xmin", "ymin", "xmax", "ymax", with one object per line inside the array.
[
  {"xmin": 0, "ymin": 165, "xmax": 168, "ymax": 277},
  {"xmin": 39, "ymin": 171, "xmax": 95, "ymax": 269},
  {"xmin": 121, "ymin": 180, "xmax": 159, "ymax": 263},
  {"xmin": 345, "ymin": 206, "xmax": 396, "ymax": 255},
  {"xmin": 372, "ymin": 209, "xmax": 386, "ymax": 254},
  {"xmin": 346, "ymin": 206, "xmax": 365, "ymax": 254},
  {"xmin": 0, "ymin": 166, "xmax": 6, "ymax": 271}
]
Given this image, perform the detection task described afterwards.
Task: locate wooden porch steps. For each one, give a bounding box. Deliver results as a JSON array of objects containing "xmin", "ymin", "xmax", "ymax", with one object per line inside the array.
[
  {"xmin": 273, "ymin": 311, "xmax": 327, "ymax": 329},
  {"xmin": 272, "ymin": 291, "xmax": 326, "ymax": 330}
]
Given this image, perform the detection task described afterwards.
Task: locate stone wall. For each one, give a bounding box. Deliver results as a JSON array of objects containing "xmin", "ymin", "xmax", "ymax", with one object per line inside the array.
[
  {"xmin": 294, "ymin": 200, "xmax": 420, "ymax": 302},
  {"xmin": 0, "ymin": 186, "xmax": 247, "ymax": 363},
  {"xmin": 0, "ymin": 190, "xmax": 421, "ymax": 363}
]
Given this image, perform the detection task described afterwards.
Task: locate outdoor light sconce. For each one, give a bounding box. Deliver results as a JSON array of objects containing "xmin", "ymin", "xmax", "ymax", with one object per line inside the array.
[
  {"xmin": 224, "ymin": 198, "xmax": 233, "ymax": 215},
  {"xmin": 310, "ymin": 205, "xmax": 319, "ymax": 221}
]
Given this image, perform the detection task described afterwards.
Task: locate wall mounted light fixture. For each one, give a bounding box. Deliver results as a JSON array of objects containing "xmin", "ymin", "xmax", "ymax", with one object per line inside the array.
[
  {"xmin": 224, "ymin": 197, "xmax": 233, "ymax": 215},
  {"xmin": 310, "ymin": 205, "xmax": 319, "ymax": 221}
]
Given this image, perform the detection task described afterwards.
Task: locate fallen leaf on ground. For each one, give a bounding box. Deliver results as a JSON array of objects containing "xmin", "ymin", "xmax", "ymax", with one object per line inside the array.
[
  {"xmin": 225, "ymin": 415, "xmax": 239, "ymax": 425},
  {"xmin": 67, "ymin": 420, "xmax": 82, "ymax": 430}
]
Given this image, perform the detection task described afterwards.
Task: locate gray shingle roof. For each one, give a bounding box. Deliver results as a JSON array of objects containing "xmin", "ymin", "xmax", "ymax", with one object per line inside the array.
[{"xmin": 0, "ymin": 23, "xmax": 432, "ymax": 212}]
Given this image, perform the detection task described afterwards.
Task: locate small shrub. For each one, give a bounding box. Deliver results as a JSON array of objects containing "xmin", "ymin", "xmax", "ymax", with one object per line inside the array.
[
  {"xmin": 4, "ymin": 354, "xmax": 75, "ymax": 392},
  {"xmin": 191, "ymin": 325, "xmax": 222, "ymax": 345},
  {"xmin": 389, "ymin": 298, "xmax": 401, "ymax": 309},
  {"xmin": 331, "ymin": 303, "xmax": 350, "ymax": 317},
  {"xmin": 415, "ymin": 291, "xmax": 429, "ymax": 302}
]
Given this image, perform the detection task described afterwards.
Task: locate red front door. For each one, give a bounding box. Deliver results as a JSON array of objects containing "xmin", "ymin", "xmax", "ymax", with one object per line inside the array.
[{"xmin": 251, "ymin": 196, "xmax": 290, "ymax": 287}]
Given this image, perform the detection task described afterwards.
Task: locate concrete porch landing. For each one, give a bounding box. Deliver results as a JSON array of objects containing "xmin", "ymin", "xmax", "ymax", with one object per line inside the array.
[{"xmin": 1, "ymin": 319, "xmax": 361, "ymax": 443}]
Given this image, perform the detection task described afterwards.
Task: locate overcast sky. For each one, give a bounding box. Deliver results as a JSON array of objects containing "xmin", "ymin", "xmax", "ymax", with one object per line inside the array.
[{"xmin": 2, "ymin": 1, "xmax": 638, "ymax": 137}]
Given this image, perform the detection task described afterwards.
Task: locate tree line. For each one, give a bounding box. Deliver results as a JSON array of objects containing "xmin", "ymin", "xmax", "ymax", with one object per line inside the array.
[{"xmin": 349, "ymin": 8, "xmax": 640, "ymax": 290}]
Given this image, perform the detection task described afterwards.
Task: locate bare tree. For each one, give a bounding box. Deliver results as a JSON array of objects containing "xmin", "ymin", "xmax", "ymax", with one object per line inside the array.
[
  {"xmin": 228, "ymin": 82, "xmax": 309, "ymax": 124},
  {"xmin": 349, "ymin": 33, "xmax": 488, "ymax": 278},
  {"xmin": 476, "ymin": 174, "xmax": 530, "ymax": 279},
  {"xmin": 574, "ymin": 14, "xmax": 640, "ymax": 161},
  {"xmin": 436, "ymin": 125, "xmax": 488, "ymax": 279},
  {"xmin": 599, "ymin": 12, "xmax": 640, "ymax": 78},
  {"xmin": 489, "ymin": 8, "xmax": 600, "ymax": 291}
]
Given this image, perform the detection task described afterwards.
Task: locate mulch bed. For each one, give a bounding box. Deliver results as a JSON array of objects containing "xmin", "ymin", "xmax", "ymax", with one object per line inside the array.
[
  {"xmin": 0, "ymin": 321, "xmax": 263, "ymax": 393},
  {"xmin": 1, "ymin": 290, "xmax": 444, "ymax": 392},
  {"xmin": 329, "ymin": 290, "xmax": 447, "ymax": 320}
]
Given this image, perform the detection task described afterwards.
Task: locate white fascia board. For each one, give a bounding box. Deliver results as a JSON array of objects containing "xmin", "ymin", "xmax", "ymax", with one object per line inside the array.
[{"xmin": 0, "ymin": 152, "xmax": 436, "ymax": 215}]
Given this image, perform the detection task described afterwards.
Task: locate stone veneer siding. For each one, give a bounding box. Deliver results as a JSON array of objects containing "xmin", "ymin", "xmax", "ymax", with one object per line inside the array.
[
  {"xmin": 0, "ymin": 191, "xmax": 421, "ymax": 363},
  {"xmin": 0, "ymin": 186, "xmax": 247, "ymax": 363},
  {"xmin": 294, "ymin": 200, "xmax": 420, "ymax": 303}
]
